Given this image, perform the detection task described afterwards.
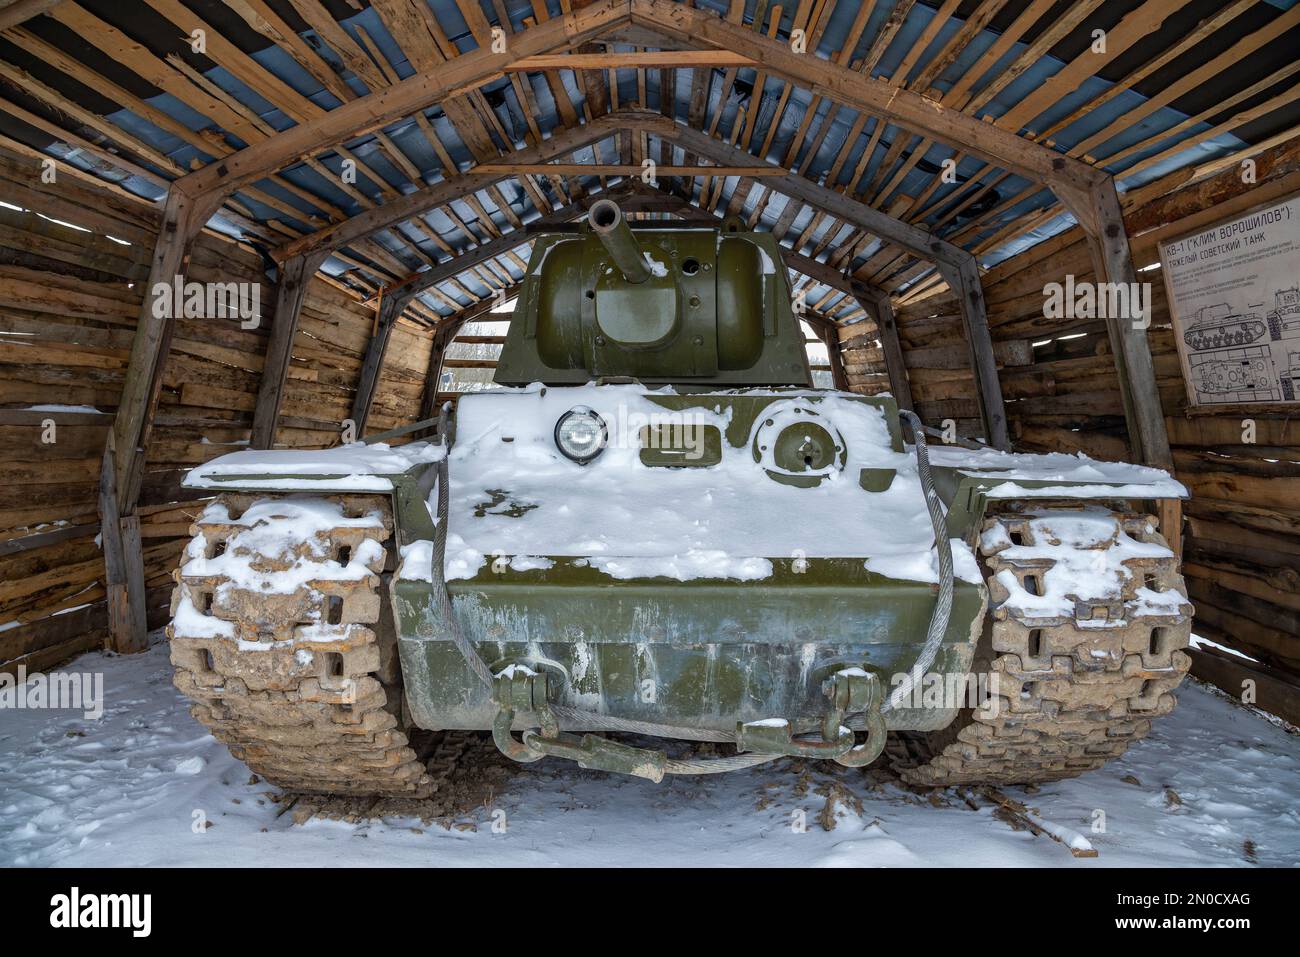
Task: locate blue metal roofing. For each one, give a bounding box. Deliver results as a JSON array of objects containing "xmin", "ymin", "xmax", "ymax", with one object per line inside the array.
[{"xmin": 3, "ymin": 0, "xmax": 1296, "ymax": 320}]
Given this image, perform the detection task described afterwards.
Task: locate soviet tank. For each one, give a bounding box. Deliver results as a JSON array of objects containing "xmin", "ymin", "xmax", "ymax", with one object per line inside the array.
[
  {"xmin": 1268, "ymin": 287, "xmax": 1300, "ymax": 341},
  {"xmin": 168, "ymin": 200, "xmax": 1192, "ymax": 796},
  {"xmin": 1183, "ymin": 302, "xmax": 1268, "ymax": 351},
  {"xmin": 1191, "ymin": 356, "xmax": 1275, "ymax": 394}
]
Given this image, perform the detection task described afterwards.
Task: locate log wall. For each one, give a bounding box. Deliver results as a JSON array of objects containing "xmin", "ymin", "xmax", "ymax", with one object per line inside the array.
[
  {"xmin": 840, "ymin": 136, "xmax": 1300, "ymax": 681},
  {"xmin": 0, "ymin": 144, "xmax": 435, "ymax": 676}
]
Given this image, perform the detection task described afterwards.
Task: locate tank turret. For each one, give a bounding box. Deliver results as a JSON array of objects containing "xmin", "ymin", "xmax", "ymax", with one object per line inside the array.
[{"xmin": 493, "ymin": 199, "xmax": 812, "ymax": 386}]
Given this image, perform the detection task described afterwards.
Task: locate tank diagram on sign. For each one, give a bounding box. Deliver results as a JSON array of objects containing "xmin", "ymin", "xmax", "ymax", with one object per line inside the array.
[
  {"xmin": 1189, "ymin": 346, "xmax": 1282, "ymax": 403},
  {"xmin": 1269, "ymin": 286, "xmax": 1300, "ymax": 342},
  {"xmin": 1283, "ymin": 350, "xmax": 1300, "ymax": 402},
  {"xmin": 1180, "ymin": 288, "xmax": 1300, "ymax": 403},
  {"xmin": 1182, "ymin": 303, "xmax": 1269, "ymax": 352},
  {"xmin": 1160, "ymin": 194, "xmax": 1300, "ymax": 408},
  {"xmin": 1180, "ymin": 299, "xmax": 1289, "ymax": 404}
]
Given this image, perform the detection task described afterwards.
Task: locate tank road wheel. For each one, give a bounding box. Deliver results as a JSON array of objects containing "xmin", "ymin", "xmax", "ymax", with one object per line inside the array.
[
  {"xmin": 167, "ymin": 493, "xmax": 437, "ymax": 798},
  {"xmin": 893, "ymin": 505, "xmax": 1193, "ymax": 787}
]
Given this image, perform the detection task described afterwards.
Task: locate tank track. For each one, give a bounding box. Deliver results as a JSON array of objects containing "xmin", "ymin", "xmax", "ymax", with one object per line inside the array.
[
  {"xmin": 168, "ymin": 493, "xmax": 440, "ymax": 798},
  {"xmin": 892, "ymin": 504, "xmax": 1193, "ymax": 787},
  {"xmin": 169, "ymin": 495, "xmax": 1191, "ymax": 794}
]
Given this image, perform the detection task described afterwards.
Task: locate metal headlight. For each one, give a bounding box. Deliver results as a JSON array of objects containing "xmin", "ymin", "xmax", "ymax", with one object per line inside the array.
[{"xmin": 554, "ymin": 407, "xmax": 608, "ymax": 464}]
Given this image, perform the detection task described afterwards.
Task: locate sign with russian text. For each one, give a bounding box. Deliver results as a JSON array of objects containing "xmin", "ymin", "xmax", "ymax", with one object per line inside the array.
[{"xmin": 1160, "ymin": 193, "xmax": 1300, "ymax": 407}]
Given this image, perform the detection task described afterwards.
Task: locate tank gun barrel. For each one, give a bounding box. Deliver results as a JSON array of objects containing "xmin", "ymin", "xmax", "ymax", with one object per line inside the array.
[{"xmin": 589, "ymin": 198, "xmax": 651, "ymax": 284}]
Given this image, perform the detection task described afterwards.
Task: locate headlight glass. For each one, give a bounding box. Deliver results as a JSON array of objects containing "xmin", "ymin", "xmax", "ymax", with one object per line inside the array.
[{"xmin": 554, "ymin": 408, "xmax": 608, "ymax": 464}]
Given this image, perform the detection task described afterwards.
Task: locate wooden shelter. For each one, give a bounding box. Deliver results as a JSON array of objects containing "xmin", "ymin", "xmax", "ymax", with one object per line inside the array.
[{"xmin": 0, "ymin": 0, "xmax": 1296, "ymax": 721}]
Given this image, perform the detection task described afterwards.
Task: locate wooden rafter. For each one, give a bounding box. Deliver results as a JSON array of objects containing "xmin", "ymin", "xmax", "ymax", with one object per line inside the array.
[
  {"xmin": 506, "ymin": 51, "xmax": 754, "ymax": 70},
  {"xmin": 473, "ymin": 164, "xmax": 785, "ymax": 176},
  {"xmin": 628, "ymin": 0, "xmax": 1105, "ymax": 191},
  {"xmin": 174, "ymin": 3, "xmax": 627, "ymax": 202},
  {"xmin": 0, "ymin": 0, "xmax": 64, "ymax": 31},
  {"xmin": 274, "ymin": 112, "xmax": 674, "ymax": 263}
]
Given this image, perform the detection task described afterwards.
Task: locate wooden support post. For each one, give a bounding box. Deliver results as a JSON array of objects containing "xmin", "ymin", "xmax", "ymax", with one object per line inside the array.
[
  {"xmin": 818, "ymin": 324, "xmax": 850, "ymax": 391},
  {"xmin": 1158, "ymin": 498, "xmax": 1183, "ymax": 559},
  {"xmin": 350, "ymin": 292, "xmax": 409, "ymax": 436},
  {"xmin": 420, "ymin": 321, "xmax": 461, "ymax": 422},
  {"xmin": 798, "ymin": 311, "xmax": 849, "ymax": 390},
  {"xmin": 1053, "ymin": 178, "xmax": 1173, "ymax": 468},
  {"xmin": 250, "ymin": 251, "xmax": 326, "ymax": 449},
  {"xmin": 576, "ymin": 41, "xmax": 610, "ymax": 119},
  {"xmin": 105, "ymin": 184, "xmax": 224, "ymax": 654},
  {"xmin": 99, "ymin": 433, "xmax": 147, "ymax": 654},
  {"xmin": 111, "ymin": 187, "xmax": 222, "ymax": 510},
  {"xmin": 855, "ymin": 290, "xmax": 914, "ymax": 413},
  {"xmin": 937, "ymin": 257, "xmax": 1010, "ymax": 451}
]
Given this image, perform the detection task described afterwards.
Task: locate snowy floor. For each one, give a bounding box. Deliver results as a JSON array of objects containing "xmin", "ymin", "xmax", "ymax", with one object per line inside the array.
[{"xmin": 2, "ymin": 641, "xmax": 1297, "ymax": 868}]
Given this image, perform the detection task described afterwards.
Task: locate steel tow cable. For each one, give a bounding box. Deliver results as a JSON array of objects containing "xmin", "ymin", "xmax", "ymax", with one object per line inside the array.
[{"xmin": 884, "ymin": 410, "xmax": 955, "ymax": 715}]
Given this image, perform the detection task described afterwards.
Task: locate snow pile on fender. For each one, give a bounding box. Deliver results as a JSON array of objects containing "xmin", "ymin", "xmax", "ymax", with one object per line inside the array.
[{"xmin": 184, "ymin": 441, "xmax": 446, "ymax": 492}]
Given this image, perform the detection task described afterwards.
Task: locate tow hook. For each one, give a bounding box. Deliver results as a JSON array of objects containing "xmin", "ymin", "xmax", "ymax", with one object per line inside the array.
[
  {"xmin": 491, "ymin": 667, "xmax": 669, "ymax": 782},
  {"xmin": 491, "ymin": 666, "xmax": 887, "ymax": 779},
  {"xmin": 735, "ymin": 669, "xmax": 886, "ymax": 766},
  {"xmin": 826, "ymin": 669, "xmax": 887, "ymax": 768},
  {"xmin": 491, "ymin": 666, "xmax": 551, "ymax": 764}
]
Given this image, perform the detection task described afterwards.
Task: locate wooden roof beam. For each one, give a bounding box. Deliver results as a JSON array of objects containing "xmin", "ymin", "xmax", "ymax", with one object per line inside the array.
[
  {"xmin": 629, "ymin": 0, "xmax": 1105, "ymax": 192},
  {"xmin": 662, "ymin": 123, "xmax": 965, "ymax": 268},
  {"xmin": 473, "ymin": 164, "xmax": 785, "ymax": 177},
  {"xmin": 273, "ymin": 111, "xmax": 674, "ymax": 263},
  {"xmin": 174, "ymin": 0, "xmax": 632, "ymax": 203},
  {"xmin": 0, "ymin": 0, "xmax": 65, "ymax": 31},
  {"xmin": 506, "ymin": 51, "xmax": 754, "ymax": 70}
]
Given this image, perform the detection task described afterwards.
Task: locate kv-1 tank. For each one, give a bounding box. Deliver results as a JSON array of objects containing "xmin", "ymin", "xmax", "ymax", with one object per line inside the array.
[
  {"xmin": 1183, "ymin": 303, "xmax": 1268, "ymax": 351},
  {"xmin": 1269, "ymin": 287, "xmax": 1300, "ymax": 341},
  {"xmin": 1192, "ymin": 357, "xmax": 1274, "ymax": 394},
  {"xmin": 168, "ymin": 200, "xmax": 1192, "ymax": 796}
]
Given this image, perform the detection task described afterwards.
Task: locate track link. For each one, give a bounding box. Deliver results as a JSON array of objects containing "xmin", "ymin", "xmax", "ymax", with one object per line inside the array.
[
  {"xmin": 894, "ymin": 504, "xmax": 1193, "ymax": 786},
  {"xmin": 168, "ymin": 493, "xmax": 442, "ymax": 798}
]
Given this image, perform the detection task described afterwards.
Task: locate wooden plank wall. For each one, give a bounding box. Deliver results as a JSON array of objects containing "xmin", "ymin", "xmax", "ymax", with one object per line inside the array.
[
  {"xmin": 839, "ymin": 300, "xmax": 1033, "ymax": 441},
  {"xmin": 839, "ymin": 136, "xmax": 1300, "ymax": 682},
  {"xmin": 0, "ymin": 144, "xmax": 435, "ymax": 677}
]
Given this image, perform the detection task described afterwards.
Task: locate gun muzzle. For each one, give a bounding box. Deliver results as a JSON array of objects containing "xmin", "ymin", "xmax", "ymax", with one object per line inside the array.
[{"xmin": 589, "ymin": 198, "xmax": 651, "ymax": 284}]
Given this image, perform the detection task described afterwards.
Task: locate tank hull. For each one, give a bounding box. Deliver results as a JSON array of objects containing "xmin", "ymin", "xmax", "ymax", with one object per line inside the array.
[
  {"xmin": 394, "ymin": 559, "xmax": 985, "ymax": 736},
  {"xmin": 390, "ymin": 386, "xmax": 984, "ymax": 737}
]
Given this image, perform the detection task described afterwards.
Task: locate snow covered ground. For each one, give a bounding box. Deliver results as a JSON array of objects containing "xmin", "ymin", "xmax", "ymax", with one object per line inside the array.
[{"xmin": 2, "ymin": 641, "xmax": 1297, "ymax": 868}]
